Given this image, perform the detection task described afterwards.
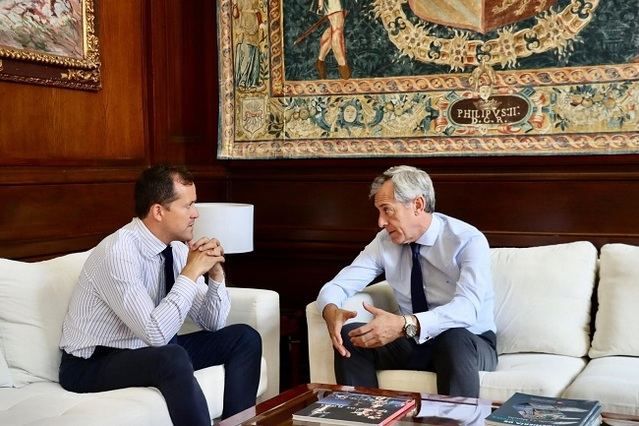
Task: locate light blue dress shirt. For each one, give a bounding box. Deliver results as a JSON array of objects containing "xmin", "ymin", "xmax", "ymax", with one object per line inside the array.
[{"xmin": 317, "ymin": 213, "xmax": 496, "ymax": 344}]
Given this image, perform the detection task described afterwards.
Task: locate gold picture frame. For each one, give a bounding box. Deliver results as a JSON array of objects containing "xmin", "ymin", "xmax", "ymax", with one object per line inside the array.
[{"xmin": 0, "ymin": 0, "xmax": 101, "ymax": 91}]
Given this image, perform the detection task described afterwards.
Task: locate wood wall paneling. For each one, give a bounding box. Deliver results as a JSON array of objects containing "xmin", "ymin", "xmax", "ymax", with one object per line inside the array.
[
  {"xmin": 0, "ymin": 0, "xmax": 228, "ymax": 260},
  {"xmin": 148, "ymin": 0, "xmax": 219, "ymax": 166},
  {"xmin": 0, "ymin": 0, "xmax": 147, "ymax": 165},
  {"xmin": 0, "ymin": 170, "xmax": 226, "ymax": 260},
  {"xmin": 224, "ymin": 162, "xmax": 639, "ymax": 312},
  {"xmin": 436, "ymin": 174, "xmax": 639, "ymax": 247},
  {"xmin": 0, "ymin": 1, "xmax": 151, "ymax": 260},
  {"xmin": 0, "ymin": 181, "xmax": 135, "ymax": 259}
]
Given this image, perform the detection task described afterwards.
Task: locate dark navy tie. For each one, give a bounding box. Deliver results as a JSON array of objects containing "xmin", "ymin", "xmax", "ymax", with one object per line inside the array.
[
  {"xmin": 410, "ymin": 242, "xmax": 428, "ymax": 313},
  {"xmin": 161, "ymin": 245, "xmax": 175, "ymax": 296}
]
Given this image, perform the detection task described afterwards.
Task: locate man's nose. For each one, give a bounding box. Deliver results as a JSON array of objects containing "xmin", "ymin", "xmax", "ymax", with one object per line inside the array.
[{"xmin": 377, "ymin": 214, "xmax": 387, "ymax": 228}]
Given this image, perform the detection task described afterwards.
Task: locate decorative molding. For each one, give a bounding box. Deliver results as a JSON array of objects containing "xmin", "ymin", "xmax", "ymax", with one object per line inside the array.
[{"xmin": 226, "ymin": 133, "xmax": 639, "ymax": 159}]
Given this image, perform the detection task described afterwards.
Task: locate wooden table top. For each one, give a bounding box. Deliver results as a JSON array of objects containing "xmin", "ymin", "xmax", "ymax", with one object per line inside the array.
[
  {"xmin": 219, "ymin": 383, "xmax": 495, "ymax": 425},
  {"xmin": 218, "ymin": 383, "xmax": 639, "ymax": 426}
]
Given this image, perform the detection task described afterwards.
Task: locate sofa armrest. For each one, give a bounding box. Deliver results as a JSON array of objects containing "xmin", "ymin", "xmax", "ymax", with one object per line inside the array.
[
  {"xmin": 306, "ymin": 281, "xmax": 397, "ymax": 385},
  {"xmin": 227, "ymin": 287, "xmax": 280, "ymax": 400},
  {"xmin": 179, "ymin": 287, "xmax": 280, "ymax": 400}
]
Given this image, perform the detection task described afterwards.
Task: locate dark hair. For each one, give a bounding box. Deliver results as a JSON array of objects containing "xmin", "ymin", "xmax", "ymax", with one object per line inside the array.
[{"xmin": 134, "ymin": 165, "xmax": 194, "ymax": 218}]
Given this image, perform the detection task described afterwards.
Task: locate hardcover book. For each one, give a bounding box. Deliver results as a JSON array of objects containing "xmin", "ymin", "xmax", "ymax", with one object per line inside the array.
[
  {"xmin": 292, "ymin": 391, "xmax": 416, "ymax": 425},
  {"xmin": 485, "ymin": 392, "xmax": 602, "ymax": 426}
]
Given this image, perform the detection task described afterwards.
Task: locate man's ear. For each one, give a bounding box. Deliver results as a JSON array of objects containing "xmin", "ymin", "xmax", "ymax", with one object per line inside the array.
[
  {"xmin": 414, "ymin": 195, "xmax": 426, "ymax": 213},
  {"xmin": 149, "ymin": 204, "xmax": 164, "ymax": 222}
]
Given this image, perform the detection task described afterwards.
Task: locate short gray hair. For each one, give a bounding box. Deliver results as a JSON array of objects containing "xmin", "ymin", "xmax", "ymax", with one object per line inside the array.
[{"xmin": 369, "ymin": 165, "xmax": 435, "ymax": 213}]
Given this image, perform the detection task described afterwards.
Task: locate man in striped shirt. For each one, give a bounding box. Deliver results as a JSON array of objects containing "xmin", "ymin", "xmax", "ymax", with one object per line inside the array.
[{"xmin": 59, "ymin": 165, "xmax": 261, "ymax": 425}]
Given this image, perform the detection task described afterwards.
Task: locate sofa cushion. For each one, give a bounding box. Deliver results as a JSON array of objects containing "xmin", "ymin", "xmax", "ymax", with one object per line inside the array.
[
  {"xmin": 477, "ymin": 353, "xmax": 587, "ymax": 402},
  {"xmin": 0, "ymin": 360, "xmax": 268, "ymax": 425},
  {"xmin": 376, "ymin": 353, "xmax": 587, "ymax": 403},
  {"xmin": 0, "ymin": 251, "xmax": 91, "ymax": 387},
  {"xmin": 589, "ymin": 243, "xmax": 639, "ymax": 358},
  {"xmin": 0, "ymin": 351, "xmax": 11, "ymax": 388},
  {"xmin": 562, "ymin": 356, "xmax": 639, "ymax": 416},
  {"xmin": 490, "ymin": 242, "xmax": 597, "ymax": 357},
  {"xmin": 0, "ymin": 381, "xmax": 171, "ymax": 426}
]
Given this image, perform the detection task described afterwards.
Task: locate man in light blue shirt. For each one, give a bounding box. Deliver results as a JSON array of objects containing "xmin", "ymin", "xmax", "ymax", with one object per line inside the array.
[{"xmin": 317, "ymin": 165, "xmax": 497, "ymax": 397}]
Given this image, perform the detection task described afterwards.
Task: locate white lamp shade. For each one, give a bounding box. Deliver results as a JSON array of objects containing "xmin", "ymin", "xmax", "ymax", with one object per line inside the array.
[{"xmin": 192, "ymin": 203, "xmax": 254, "ymax": 254}]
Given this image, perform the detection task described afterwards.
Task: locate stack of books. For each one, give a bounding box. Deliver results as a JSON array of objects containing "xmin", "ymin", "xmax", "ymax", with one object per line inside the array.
[
  {"xmin": 486, "ymin": 392, "xmax": 602, "ymax": 426},
  {"xmin": 292, "ymin": 391, "xmax": 416, "ymax": 425}
]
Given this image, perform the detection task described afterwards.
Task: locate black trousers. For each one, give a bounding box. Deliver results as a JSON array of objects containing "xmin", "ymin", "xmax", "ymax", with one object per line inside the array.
[
  {"xmin": 335, "ymin": 323, "xmax": 498, "ymax": 398},
  {"xmin": 59, "ymin": 324, "xmax": 262, "ymax": 425}
]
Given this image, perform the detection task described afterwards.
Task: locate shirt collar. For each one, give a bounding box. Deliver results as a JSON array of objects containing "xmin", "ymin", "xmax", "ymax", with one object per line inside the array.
[
  {"xmin": 414, "ymin": 213, "xmax": 441, "ymax": 247},
  {"xmin": 132, "ymin": 217, "xmax": 170, "ymax": 258}
]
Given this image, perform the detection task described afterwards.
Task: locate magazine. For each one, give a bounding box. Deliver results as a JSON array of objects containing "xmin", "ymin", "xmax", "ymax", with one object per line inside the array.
[
  {"xmin": 485, "ymin": 392, "xmax": 602, "ymax": 426},
  {"xmin": 292, "ymin": 391, "xmax": 416, "ymax": 425}
]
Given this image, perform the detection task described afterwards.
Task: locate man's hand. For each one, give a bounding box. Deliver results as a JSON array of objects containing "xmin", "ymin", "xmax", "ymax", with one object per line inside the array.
[
  {"xmin": 181, "ymin": 237, "xmax": 225, "ymax": 282},
  {"xmin": 322, "ymin": 304, "xmax": 357, "ymax": 358},
  {"xmin": 193, "ymin": 237, "xmax": 226, "ymax": 282},
  {"xmin": 347, "ymin": 303, "xmax": 404, "ymax": 348}
]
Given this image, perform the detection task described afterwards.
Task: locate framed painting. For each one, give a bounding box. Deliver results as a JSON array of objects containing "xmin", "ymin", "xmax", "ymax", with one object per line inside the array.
[
  {"xmin": 0, "ymin": 0, "xmax": 101, "ymax": 90},
  {"xmin": 217, "ymin": 0, "xmax": 639, "ymax": 159}
]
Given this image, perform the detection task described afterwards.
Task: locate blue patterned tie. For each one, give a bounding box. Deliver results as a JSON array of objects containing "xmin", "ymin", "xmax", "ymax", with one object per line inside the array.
[
  {"xmin": 161, "ymin": 245, "xmax": 175, "ymax": 296},
  {"xmin": 410, "ymin": 243, "xmax": 428, "ymax": 313}
]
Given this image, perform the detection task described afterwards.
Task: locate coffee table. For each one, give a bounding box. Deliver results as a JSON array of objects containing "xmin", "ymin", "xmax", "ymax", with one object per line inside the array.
[
  {"xmin": 218, "ymin": 383, "xmax": 639, "ymax": 425},
  {"xmin": 219, "ymin": 383, "xmax": 493, "ymax": 425}
]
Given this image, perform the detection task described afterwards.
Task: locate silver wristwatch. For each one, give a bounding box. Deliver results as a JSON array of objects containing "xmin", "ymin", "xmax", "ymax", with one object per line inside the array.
[{"xmin": 402, "ymin": 315, "xmax": 418, "ymax": 338}]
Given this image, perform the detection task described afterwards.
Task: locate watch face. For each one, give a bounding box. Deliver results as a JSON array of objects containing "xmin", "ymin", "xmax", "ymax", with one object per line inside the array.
[{"xmin": 404, "ymin": 323, "xmax": 417, "ymax": 338}]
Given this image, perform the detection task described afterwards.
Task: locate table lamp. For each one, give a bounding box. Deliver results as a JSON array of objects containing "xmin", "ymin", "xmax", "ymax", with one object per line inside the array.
[{"xmin": 192, "ymin": 203, "xmax": 254, "ymax": 254}]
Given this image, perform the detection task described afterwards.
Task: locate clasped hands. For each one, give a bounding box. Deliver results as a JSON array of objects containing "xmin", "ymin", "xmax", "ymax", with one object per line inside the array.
[
  {"xmin": 322, "ymin": 302, "xmax": 405, "ymax": 358},
  {"xmin": 182, "ymin": 237, "xmax": 225, "ymax": 283}
]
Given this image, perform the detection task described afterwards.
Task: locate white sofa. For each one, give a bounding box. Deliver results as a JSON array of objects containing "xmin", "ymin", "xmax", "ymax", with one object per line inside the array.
[
  {"xmin": 0, "ymin": 250, "xmax": 280, "ymax": 425},
  {"xmin": 307, "ymin": 242, "xmax": 639, "ymax": 415}
]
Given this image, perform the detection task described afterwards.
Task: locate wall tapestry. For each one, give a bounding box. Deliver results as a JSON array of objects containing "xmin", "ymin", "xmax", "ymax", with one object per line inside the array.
[
  {"xmin": 0, "ymin": 0, "xmax": 101, "ymax": 90},
  {"xmin": 218, "ymin": 0, "xmax": 639, "ymax": 159}
]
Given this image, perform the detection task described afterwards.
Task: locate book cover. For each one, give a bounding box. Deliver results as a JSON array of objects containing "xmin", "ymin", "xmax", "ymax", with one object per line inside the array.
[
  {"xmin": 486, "ymin": 392, "xmax": 602, "ymax": 426},
  {"xmin": 292, "ymin": 391, "xmax": 416, "ymax": 425}
]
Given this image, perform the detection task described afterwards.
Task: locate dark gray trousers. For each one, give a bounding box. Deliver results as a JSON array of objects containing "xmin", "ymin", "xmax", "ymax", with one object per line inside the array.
[{"xmin": 334, "ymin": 323, "xmax": 498, "ymax": 398}]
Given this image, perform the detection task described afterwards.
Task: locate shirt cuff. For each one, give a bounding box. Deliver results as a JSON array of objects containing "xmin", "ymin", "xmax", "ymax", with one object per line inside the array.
[{"xmin": 414, "ymin": 311, "xmax": 433, "ymax": 344}]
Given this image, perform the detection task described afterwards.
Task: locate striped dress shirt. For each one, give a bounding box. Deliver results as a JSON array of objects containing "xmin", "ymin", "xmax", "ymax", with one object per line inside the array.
[{"xmin": 60, "ymin": 218, "xmax": 231, "ymax": 358}]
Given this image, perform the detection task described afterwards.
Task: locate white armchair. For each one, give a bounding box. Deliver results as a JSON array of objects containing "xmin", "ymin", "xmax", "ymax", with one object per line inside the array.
[
  {"xmin": 0, "ymin": 251, "xmax": 280, "ymax": 425},
  {"xmin": 226, "ymin": 287, "xmax": 280, "ymax": 401}
]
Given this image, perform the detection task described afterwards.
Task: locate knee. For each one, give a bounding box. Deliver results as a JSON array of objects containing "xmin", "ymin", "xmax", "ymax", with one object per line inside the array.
[
  {"xmin": 434, "ymin": 329, "xmax": 476, "ymax": 356},
  {"xmin": 230, "ymin": 324, "xmax": 262, "ymax": 356},
  {"xmin": 157, "ymin": 345, "xmax": 194, "ymax": 375},
  {"xmin": 338, "ymin": 322, "xmax": 364, "ymax": 351}
]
